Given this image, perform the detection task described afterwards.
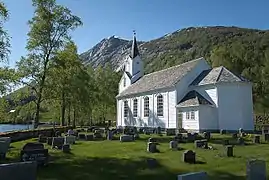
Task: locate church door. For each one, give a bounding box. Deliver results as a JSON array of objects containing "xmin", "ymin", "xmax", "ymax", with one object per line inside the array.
[{"xmin": 177, "ymin": 111, "xmax": 183, "ymax": 128}]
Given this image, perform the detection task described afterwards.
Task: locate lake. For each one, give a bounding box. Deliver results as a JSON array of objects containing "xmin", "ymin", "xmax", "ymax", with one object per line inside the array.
[{"xmin": 0, "ymin": 124, "xmax": 34, "ymax": 133}]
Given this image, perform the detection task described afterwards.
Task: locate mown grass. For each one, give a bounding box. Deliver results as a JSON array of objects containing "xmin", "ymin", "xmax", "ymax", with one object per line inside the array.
[{"xmin": 3, "ymin": 134, "xmax": 269, "ymax": 180}]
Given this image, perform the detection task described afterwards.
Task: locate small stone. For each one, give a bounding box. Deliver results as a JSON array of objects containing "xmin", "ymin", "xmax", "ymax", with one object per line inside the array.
[{"xmin": 226, "ymin": 145, "xmax": 233, "ymax": 157}]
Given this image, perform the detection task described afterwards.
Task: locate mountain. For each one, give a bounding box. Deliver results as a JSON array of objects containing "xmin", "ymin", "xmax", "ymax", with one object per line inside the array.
[
  {"xmin": 80, "ymin": 26, "xmax": 269, "ymax": 74},
  {"xmin": 80, "ymin": 35, "xmax": 144, "ymax": 70}
]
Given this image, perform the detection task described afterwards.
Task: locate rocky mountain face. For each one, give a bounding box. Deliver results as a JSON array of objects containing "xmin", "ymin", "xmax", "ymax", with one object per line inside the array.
[
  {"xmin": 80, "ymin": 26, "xmax": 268, "ymax": 74},
  {"xmin": 80, "ymin": 35, "xmax": 144, "ymax": 70}
]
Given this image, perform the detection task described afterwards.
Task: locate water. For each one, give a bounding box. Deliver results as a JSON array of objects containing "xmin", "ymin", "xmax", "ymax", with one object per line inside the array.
[{"xmin": 0, "ymin": 124, "xmax": 34, "ymax": 133}]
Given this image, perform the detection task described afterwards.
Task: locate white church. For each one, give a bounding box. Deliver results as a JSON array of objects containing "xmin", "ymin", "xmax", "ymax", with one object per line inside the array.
[{"xmin": 116, "ymin": 32, "xmax": 254, "ymax": 132}]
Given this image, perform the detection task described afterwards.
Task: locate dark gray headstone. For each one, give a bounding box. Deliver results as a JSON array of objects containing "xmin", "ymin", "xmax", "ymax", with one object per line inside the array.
[
  {"xmin": 78, "ymin": 133, "xmax": 86, "ymax": 140},
  {"xmin": 120, "ymin": 135, "xmax": 134, "ymax": 142},
  {"xmin": 93, "ymin": 132, "xmax": 103, "ymax": 139},
  {"xmin": 38, "ymin": 134, "xmax": 47, "ymax": 143},
  {"xmin": 226, "ymin": 145, "xmax": 233, "ymax": 157},
  {"xmin": 187, "ymin": 133, "xmax": 195, "ymax": 142},
  {"xmin": 183, "ymin": 150, "xmax": 196, "ymax": 164},
  {"xmin": 194, "ymin": 139, "xmax": 208, "ymax": 149},
  {"xmin": 253, "ymin": 135, "xmax": 260, "ymax": 144},
  {"xmin": 47, "ymin": 137, "xmax": 53, "ymax": 145},
  {"xmin": 169, "ymin": 140, "xmax": 178, "ymax": 150},
  {"xmin": 232, "ymin": 133, "xmax": 238, "ymax": 138},
  {"xmin": 246, "ymin": 159, "xmax": 266, "ymax": 180},
  {"xmin": 0, "ymin": 141, "xmax": 10, "ymax": 160},
  {"xmin": 62, "ymin": 144, "xmax": 71, "ymax": 153},
  {"xmin": 0, "ymin": 161, "xmax": 37, "ymax": 180},
  {"xmin": 223, "ymin": 139, "xmax": 229, "ymax": 146},
  {"xmin": 147, "ymin": 142, "xmax": 159, "ymax": 153},
  {"xmin": 52, "ymin": 137, "xmax": 64, "ymax": 149},
  {"xmin": 107, "ymin": 131, "xmax": 113, "ymax": 140},
  {"xmin": 146, "ymin": 158, "xmax": 158, "ymax": 169},
  {"xmin": 177, "ymin": 172, "xmax": 207, "ymax": 180},
  {"xmin": 21, "ymin": 142, "xmax": 48, "ymax": 166},
  {"xmin": 64, "ymin": 136, "xmax": 76, "ymax": 144}
]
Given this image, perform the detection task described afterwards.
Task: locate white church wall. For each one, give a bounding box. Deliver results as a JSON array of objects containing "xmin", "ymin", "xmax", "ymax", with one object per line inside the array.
[
  {"xmin": 180, "ymin": 106, "xmax": 199, "ymax": 131},
  {"xmin": 217, "ymin": 82, "xmax": 254, "ymax": 131},
  {"xmin": 198, "ymin": 105, "xmax": 218, "ymax": 130},
  {"xmin": 168, "ymin": 90, "xmax": 177, "ymax": 128},
  {"xmin": 194, "ymin": 85, "xmax": 218, "ymax": 106}
]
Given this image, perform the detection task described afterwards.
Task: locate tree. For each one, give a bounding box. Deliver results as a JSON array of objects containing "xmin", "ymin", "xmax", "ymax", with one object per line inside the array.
[{"xmin": 16, "ymin": 0, "xmax": 82, "ymax": 127}]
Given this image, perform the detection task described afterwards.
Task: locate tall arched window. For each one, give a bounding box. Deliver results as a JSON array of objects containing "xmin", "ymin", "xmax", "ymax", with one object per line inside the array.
[
  {"xmin": 144, "ymin": 97, "xmax": 149, "ymax": 117},
  {"xmin": 124, "ymin": 101, "xmax": 128, "ymax": 117},
  {"xmin": 157, "ymin": 94, "xmax": 163, "ymax": 116},
  {"xmin": 133, "ymin": 99, "xmax": 138, "ymax": 117}
]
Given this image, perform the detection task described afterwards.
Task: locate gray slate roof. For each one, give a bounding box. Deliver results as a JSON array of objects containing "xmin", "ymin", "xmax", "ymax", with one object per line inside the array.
[
  {"xmin": 177, "ymin": 90, "xmax": 212, "ymax": 107},
  {"xmin": 191, "ymin": 66, "xmax": 247, "ymax": 86},
  {"xmin": 117, "ymin": 57, "xmax": 204, "ymax": 98}
]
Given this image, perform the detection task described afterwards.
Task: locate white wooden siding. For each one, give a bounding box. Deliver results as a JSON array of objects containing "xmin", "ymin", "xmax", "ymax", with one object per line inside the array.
[
  {"xmin": 168, "ymin": 90, "xmax": 177, "ymax": 128},
  {"xmin": 180, "ymin": 107, "xmax": 199, "ymax": 130},
  {"xmin": 217, "ymin": 82, "xmax": 254, "ymax": 131},
  {"xmin": 198, "ymin": 105, "xmax": 218, "ymax": 130},
  {"xmin": 193, "ymin": 85, "xmax": 218, "ymax": 106}
]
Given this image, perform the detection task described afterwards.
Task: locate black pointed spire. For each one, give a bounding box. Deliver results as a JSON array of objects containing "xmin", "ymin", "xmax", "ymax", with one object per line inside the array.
[{"xmin": 130, "ymin": 30, "xmax": 139, "ymax": 59}]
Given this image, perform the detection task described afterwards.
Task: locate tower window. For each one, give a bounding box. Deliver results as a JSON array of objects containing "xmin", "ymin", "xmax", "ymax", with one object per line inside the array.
[{"xmin": 123, "ymin": 77, "xmax": 126, "ymax": 87}]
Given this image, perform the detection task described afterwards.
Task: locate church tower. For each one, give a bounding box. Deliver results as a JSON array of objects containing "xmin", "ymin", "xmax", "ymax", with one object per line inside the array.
[{"xmin": 119, "ymin": 31, "xmax": 144, "ymax": 93}]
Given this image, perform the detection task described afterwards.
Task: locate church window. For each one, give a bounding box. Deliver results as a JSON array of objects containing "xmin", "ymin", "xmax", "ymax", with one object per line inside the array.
[
  {"xmin": 191, "ymin": 111, "xmax": 195, "ymax": 119},
  {"xmin": 157, "ymin": 94, "xmax": 163, "ymax": 116},
  {"xmin": 124, "ymin": 101, "xmax": 128, "ymax": 117},
  {"xmin": 133, "ymin": 99, "xmax": 138, "ymax": 117},
  {"xmin": 144, "ymin": 97, "xmax": 149, "ymax": 117},
  {"xmin": 186, "ymin": 112, "xmax": 190, "ymax": 119}
]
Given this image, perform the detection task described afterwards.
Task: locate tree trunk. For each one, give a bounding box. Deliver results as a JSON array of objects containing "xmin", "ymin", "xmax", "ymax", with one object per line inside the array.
[
  {"xmin": 68, "ymin": 102, "xmax": 71, "ymax": 126},
  {"xmin": 61, "ymin": 90, "xmax": 66, "ymax": 126},
  {"xmin": 73, "ymin": 108, "xmax": 76, "ymax": 128},
  {"xmin": 34, "ymin": 96, "xmax": 42, "ymax": 128}
]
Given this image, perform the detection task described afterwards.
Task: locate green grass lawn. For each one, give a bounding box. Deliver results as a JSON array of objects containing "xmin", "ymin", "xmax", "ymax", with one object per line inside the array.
[{"xmin": 3, "ymin": 134, "xmax": 269, "ymax": 180}]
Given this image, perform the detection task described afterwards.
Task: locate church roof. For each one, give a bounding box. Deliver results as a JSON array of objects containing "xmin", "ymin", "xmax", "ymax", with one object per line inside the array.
[
  {"xmin": 191, "ymin": 66, "xmax": 247, "ymax": 86},
  {"xmin": 176, "ymin": 90, "xmax": 212, "ymax": 107},
  {"xmin": 117, "ymin": 57, "xmax": 204, "ymax": 98}
]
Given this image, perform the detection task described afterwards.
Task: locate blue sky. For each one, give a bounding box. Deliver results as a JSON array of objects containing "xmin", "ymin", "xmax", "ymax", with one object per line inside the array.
[{"xmin": 2, "ymin": 0, "xmax": 269, "ymax": 67}]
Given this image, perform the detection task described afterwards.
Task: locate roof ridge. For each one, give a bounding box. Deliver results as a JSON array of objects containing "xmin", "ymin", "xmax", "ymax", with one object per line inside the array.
[
  {"xmin": 221, "ymin": 66, "xmax": 243, "ymax": 81},
  {"xmin": 144, "ymin": 57, "xmax": 204, "ymax": 77},
  {"xmin": 215, "ymin": 66, "xmax": 224, "ymax": 82}
]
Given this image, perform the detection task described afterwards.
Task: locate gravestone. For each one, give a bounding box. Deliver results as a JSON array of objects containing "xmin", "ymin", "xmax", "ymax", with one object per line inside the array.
[
  {"xmin": 253, "ymin": 135, "xmax": 260, "ymax": 144},
  {"xmin": 147, "ymin": 142, "xmax": 159, "ymax": 153},
  {"xmin": 174, "ymin": 133, "xmax": 183, "ymax": 142},
  {"xmin": 194, "ymin": 139, "xmax": 208, "ymax": 149},
  {"xmin": 203, "ymin": 132, "xmax": 211, "ymax": 140},
  {"xmin": 52, "ymin": 137, "xmax": 64, "ymax": 149},
  {"xmin": 177, "ymin": 172, "xmax": 208, "ymax": 180},
  {"xmin": 166, "ymin": 129, "xmax": 176, "ymax": 136},
  {"xmin": 93, "ymin": 132, "xmax": 103, "ymax": 139},
  {"xmin": 120, "ymin": 135, "xmax": 134, "ymax": 142},
  {"xmin": 62, "ymin": 144, "xmax": 71, "ymax": 153},
  {"xmin": 237, "ymin": 137, "xmax": 245, "ymax": 145},
  {"xmin": 0, "ymin": 161, "xmax": 37, "ymax": 180},
  {"xmin": 183, "ymin": 150, "xmax": 196, "ymax": 164},
  {"xmin": 246, "ymin": 159, "xmax": 266, "ymax": 180},
  {"xmin": 239, "ymin": 128, "xmax": 243, "ymax": 136},
  {"xmin": 169, "ymin": 140, "xmax": 178, "ymax": 150},
  {"xmin": 148, "ymin": 137, "xmax": 157, "ymax": 143},
  {"xmin": 64, "ymin": 136, "xmax": 76, "ymax": 144},
  {"xmin": 86, "ymin": 134, "xmax": 94, "ymax": 141},
  {"xmin": 143, "ymin": 129, "xmax": 150, "ymax": 135},
  {"xmin": 263, "ymin": 133, "xmax": 269, "ymax": 142},
  {"xmin": 38, "ymin": 134, "xmax": 47, "ymax": 143},
  {"xmin": 187, "ymin": 133, "xmax": 195, "ymax": 142},
  {"xmin": 0, "ymin": 141, "xmax": 9, "ymax": 160},
  {"xmin": 134, "ymin": 133, "xmax": 140, "ymax": 140},
  {"xmin": 226, "ymin": 145, "xmax": 233, "ymax": 157},
  {"xmin": 47, "ymin": 137, "xmax": 53, "ymax": 146},
  {"xmin": 20, "ymin": 142, "xmax": 49, "ymax": 166},
  {"xmin": 78, "ymin": 133, "xmax": 86, "ymax": 140},
  {"xmin": 220, "ymin": 129, "xmax": 226, "ymax": 135},
  {"xmin": 223, "ymin": 139, "xmax": 229, "ymax": 145},
  {"xmin": 156, "ymin": 126, "xmax": 161, "ymax": 135}
]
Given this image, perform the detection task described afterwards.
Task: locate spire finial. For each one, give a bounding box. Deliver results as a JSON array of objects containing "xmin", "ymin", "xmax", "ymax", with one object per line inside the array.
[{"xmin": 133, "ymin": 30, "xmax": 136, "ymax": 36}]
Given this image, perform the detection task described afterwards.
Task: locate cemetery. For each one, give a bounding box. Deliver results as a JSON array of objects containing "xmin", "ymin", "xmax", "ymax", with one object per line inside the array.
[{"xmin": 0, "ymin": 127, "xmax": 269, "ymax": 179}]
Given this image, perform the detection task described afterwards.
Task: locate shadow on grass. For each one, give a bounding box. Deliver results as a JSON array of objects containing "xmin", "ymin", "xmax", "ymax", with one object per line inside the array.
[
  {"xmin": 209, "ymin": 171, "xmax": 245, "ymax": 180},
  {"xmin": 37, "ymin": 157, "xmax": 177, "ymax": 180}
]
